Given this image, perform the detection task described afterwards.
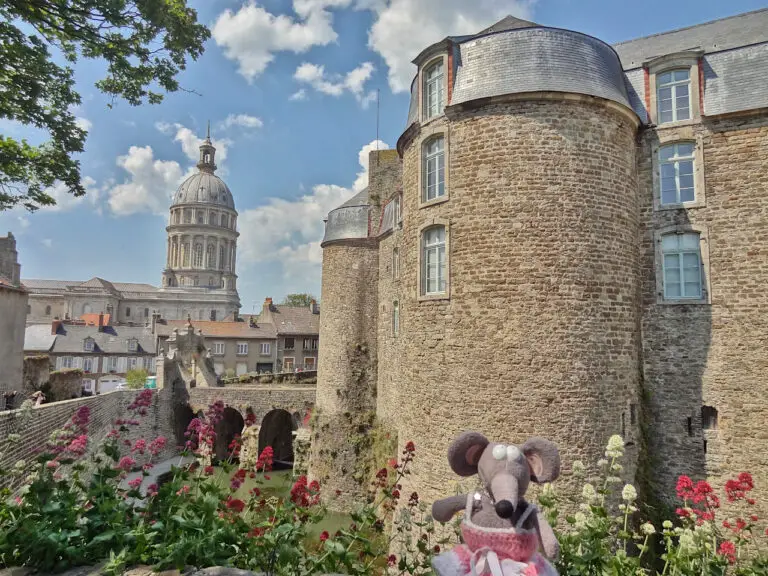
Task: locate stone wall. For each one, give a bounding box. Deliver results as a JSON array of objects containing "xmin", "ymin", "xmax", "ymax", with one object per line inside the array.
[
  {"xmin": 22, "ymin": 356, "xmax": 50, "ymax": 396},
  {"xmin": 0, "ymin": 285, "xmax": 27, "ymax": 400},
  {"xmin": 387, "ymin": 96, "xmax": 642, "ymax": 508},
  {"xmin": 226, "ymin": 371, "xmax": 317, "ymax": 386},
  {"xmin": 187, "ymin": 386, "xmax": 315, "ymax": 423},
  {"xmin": 48, "ymin": 369, "xmax": 84, "ymax": 402},
  {"xmin": 309, "ymin": 242, "xmax": 380, "ymax": 508},
  {"xmin": 638, "ymin": 112, "xmax": 768, "ymax": 516}
]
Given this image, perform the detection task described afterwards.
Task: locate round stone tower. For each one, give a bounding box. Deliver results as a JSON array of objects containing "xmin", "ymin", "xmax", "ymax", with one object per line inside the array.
[
  {"xmin": 162, "ymin": 126, "xmax": 240, "ymax": 317},
  {"xmin": 390, "ymin": 24, "xmax": 642, "ymax": 504}
]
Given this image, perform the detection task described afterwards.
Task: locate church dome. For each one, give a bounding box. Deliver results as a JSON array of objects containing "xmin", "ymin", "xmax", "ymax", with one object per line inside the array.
[{"xmin": 172, "ymin": 172, "xmax": 235, "ymax": 210}]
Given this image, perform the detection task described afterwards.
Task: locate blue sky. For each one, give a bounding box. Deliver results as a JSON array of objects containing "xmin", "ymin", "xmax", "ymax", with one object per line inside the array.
[{"xmin": 1, "ymin": 0, "xmax": 765, "ymax": 313}]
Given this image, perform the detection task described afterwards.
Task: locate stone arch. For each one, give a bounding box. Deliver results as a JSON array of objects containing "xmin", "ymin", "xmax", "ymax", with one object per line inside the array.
[
  {"xmin": 258, "ymin": 409, "xmax": 296, "ymax": 467},
  {"xmin": 214, "ymin": 407, "xmax": 244, "ymax": 462},
  {"xmin": 174, "ymin": 403, "xmax": 195, "ymax": 449}
]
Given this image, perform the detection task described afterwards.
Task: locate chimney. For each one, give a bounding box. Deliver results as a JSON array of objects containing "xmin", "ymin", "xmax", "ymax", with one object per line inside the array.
[
  {"xmin": 261, "ymin": 297, "xmax": 274, "ymax": 323},
  {"xmin": 309, "ymin": 299, "xmax": 318, "ymax": 314},
  {"xmin": 151, "ymin": 311, "xmax": 160, "ymax": 334},
  {"xmin": 97, "ymin": 312, "xmax": 105, "ymax": 332},
  {"xmin": 51, "ymin": 319, "xmax": 62, "ymax": 335}
]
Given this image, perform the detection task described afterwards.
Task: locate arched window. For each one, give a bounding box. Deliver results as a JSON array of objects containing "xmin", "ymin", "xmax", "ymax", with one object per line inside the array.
[
  {"xmin": 193, "ymin": 243, "xmax": 203, "ymax": 267},
  {"xmin": 182, "ymin": 243, "xmax": 190, "ymax": 267},
  {"xmin": 661, "ymin": 232, "xmax": 702, "ymax": 299},
  {"xmin": 221, "ymin": 214, "xmax": 228, "ymax": 228},
  {"xmin": 209, "ymin": 211, "xmax": 217, "ymax": 225},
  {"xmin": 219, "ymin": 245, "xmax": 226, "ymax": 270},
  {"xmin": 197, "ymin": 211, "xmax": 204, "ymax": 224},
  {"xmin": 423, "ymin": 136, "xmax": 445, "ymax": 202},
  {"xmin": 392, "ymin": 301, "xmax": 400, "ymax": 336},
  {"xmin": 45, "ymin": 305, "xmax": 51, "ymax": 316},
  {"xmin": 173, "ymin": 210, "xmax": 180, "ymax": 224},
  {"xmin": 657, "ymin": 69, "xmax": 691, "ymax": 124},
  {"xmin": 660, "ymin": 143, "xmax": 695, "ymax": 204},
  {"xmin": 423, "ymin": 59, "xmax": 445, "ymax": 120},
  {"xmin": 207, "ymin": 244, "xmax": 215, "ymax": 268},
  {"xmin": 421, "ymin": 225, "xmax": 447, "ymax": 296},
  {"xmin": 184, "ymin": 209, "xmax": 192, "ymax": 223},
  {"xmin": 393, "ymin": 247, "xmax": 400, "ymax": 280}
]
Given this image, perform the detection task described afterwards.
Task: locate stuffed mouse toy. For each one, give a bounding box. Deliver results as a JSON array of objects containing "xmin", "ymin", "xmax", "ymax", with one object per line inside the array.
[{"xmin": 431, "ymin": 432, "xmax": 561, "ymax": 576}]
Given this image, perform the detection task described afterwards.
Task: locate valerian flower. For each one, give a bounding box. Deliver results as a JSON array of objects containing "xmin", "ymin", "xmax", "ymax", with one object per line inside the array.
[
  {"xmin": 582, "ymin": 483, "xmax": 597, "ymax": 502},
  {"xmin": 622, "ymin": 483, "xmax": 637, "ymax": 502},
  {"xmin": 571, "ymin": 460, "xmax": 585, "ymax": 476},
  {"xmin": 605, "ymin": 435, "xmax": 624, "ymax": 458},
  {"xmin": 641, "ymin": 522, "xmax": 656, "ymax": 535}
]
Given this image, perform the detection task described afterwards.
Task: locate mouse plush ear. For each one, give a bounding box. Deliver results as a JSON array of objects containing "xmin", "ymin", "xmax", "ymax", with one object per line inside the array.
[
  {"xmin": 522, "ymin": 437, "xmax": 561, "ymax": 483},
  {"xmin": 448, "ymin": 432, "xmax": 489, "ymax": 476}
]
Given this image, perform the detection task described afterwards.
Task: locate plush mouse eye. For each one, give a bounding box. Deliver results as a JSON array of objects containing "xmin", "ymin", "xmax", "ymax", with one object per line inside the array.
[
  {"xmin": 506, "ymin": 445, "xmax": 522, "ymax": 461},
  {"xmin": 492, "ymin": 445, "xmax": 507, "ymax": 460}
]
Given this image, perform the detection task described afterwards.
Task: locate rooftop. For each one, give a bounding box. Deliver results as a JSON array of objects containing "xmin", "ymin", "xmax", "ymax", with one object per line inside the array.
[
  {"xmin": 47, "ymin": 324, "xmax": 156, "ymax": 355},
  {"xmin": 154, "ymin": 319, "xmax": 277, "ymax": 339}
]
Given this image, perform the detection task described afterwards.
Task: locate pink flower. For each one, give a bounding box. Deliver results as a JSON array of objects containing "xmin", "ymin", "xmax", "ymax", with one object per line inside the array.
[
  {"xmin": 319, "ymin": 531, "xmax": 329, "ymax": 542},
  {"xmin": 116, "ymin": 456, "xmax": 136, "ymax": 472},
  {"xmin": 131, "ymin": 439, "xmax": 147, "ymax": 454},
  {"xmin": 719, "ymin": 541, "xmax": 736, "ymax": 564},
  {"xmin": 147, "ymin": 483, "xmax": 159, "ymax": 497},
  {"xmin": 46, "ymin": 460, "xmax": 59, "ymax": 470},
  {"xmin": 148, "ymin": 436, "xmax": 167, "ymax": 456},
  {"xmin": 128, "ymin": 477, "xmax": 143, "ymax": 489},
  {"xmin": 66, "ymin": 434, "xmax": 88, "ymax": 456},
  {"xmin": 226, "ymin": 498, "xmax": 245, "ymax": 513},
  {"xmin": 176, "ymin": 485, "xmax": 190, "ymax": 496}
]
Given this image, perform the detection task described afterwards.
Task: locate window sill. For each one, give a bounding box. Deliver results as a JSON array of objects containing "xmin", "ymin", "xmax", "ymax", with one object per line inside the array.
[
  {"xmin": 418, "ymin": 292, "xmax": 450, "ymax": 302},
  {"xmin": 656, "ymin": 200, "xmax": 706, "ymax": 211},
  {"xmin": 420, "ymin": 112, "xmax": 446, "ymax": 127},
  {"xmin": 653, "ymin": 118, "xmax": 700, "ymax": 130},
  {"xmin": 419, "ymin": 195, "xmax": 449, "ymax": 209},
  {"xmin": 655, "ymin": 297, "xmax": 711, "ymax": 306}
]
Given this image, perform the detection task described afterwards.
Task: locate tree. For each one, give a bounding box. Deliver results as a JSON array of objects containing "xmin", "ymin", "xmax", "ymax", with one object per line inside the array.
[
  {"xmin": 125, "ymin": 368, "xmax": 148, "ymax": 390},
  {"xmin": 0, "ymin": 0, "xmax": 210, "ymax": 211},
  {"xmin": 280, "ymin": 293, "xmax": 317, "ymax": 307}
]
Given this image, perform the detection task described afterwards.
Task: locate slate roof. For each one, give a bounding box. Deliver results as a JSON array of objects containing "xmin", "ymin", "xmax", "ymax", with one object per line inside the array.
[
  {"xmin": 22, "ymin": 278, "xmax": 160, "ymax": 296},
  {"xmin": 24, "ymin": 325, "xmax": 56, "ymax": 352},
  {"xmin": 612, "ymin": 8, "xmax": 768, "ymax": 70},
  {"xmin": 50, "ymin": 325, "xmax": 156, "ymax": 355},
  {"xmin": 262, "ymin": 305, "xmax": 320, "ymax": 336},
  {"xmin": 154, "ymin": 320, "xmax": 277, "ymax": 340}
]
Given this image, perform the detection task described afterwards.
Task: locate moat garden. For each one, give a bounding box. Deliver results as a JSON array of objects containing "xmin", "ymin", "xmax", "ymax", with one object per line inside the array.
[{"xmin": 1, "ymin": 390, "xmax": 768, "ymax": 575}]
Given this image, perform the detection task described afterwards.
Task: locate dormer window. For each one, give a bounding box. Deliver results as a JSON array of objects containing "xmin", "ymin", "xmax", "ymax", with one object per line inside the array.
[
  {"xmin": 84, "ymin": 338, "xmax": 94, "ymax": 352},
  {"xmin": 657, "ymin": 69, "xmax": 690, "ymax": 124},
  {"xmin": 127, "ymin": 338, "xmax": 138, "ymax": 353},
  {"xmin": 423, "ymin": 59, "xmax": 445, "ymax": 120}
]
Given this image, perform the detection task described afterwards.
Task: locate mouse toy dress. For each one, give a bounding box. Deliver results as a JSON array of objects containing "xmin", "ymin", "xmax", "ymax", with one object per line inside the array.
[{"xmin": 432, "ymin": 493, "xmax": 559, "ymax": 576}]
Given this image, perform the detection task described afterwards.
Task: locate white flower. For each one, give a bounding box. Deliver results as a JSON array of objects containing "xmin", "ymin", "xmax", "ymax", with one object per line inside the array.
[
  {"xmin": 597, "ymin": 459, "xmax": 608, "ymax": 468},
  {"xmin": 607, "ymin": 476, "xmax": 622, "ymax": 484},
  {"xmin": 572, "ymin": 460, "xmax": 585, "ymax": 476},
  {"xmin": 541, "ymin": 483, "xmax": 555, "ymax": 497},
  {"xmin": 582, "ymin": 483, "xmax": 597, "ymax": 502},
  {"xmin": 641, "ymin": 522, "xmax": 656, "ymax": 535},
  {"xmin": 574, "ymin": 512, "xmax": 587, "ymax": 529},
  {"xmin": 678, "ymin": 529, "xmax": 695, "ymax": 552},
  {"xmin": 621, "ymin": 484, "xmax": 637, "ymax": 502},
  {"xmin": 662, "ymin": 520, "xmax": 673, "ymax": 529},
  {"xmin": 605, "ymin": 434, "xmax": 625, "ymax": 458},
  {"xmin": 611, "ymin": 463, "xmax": 623, "ymax": 473},
  {"xmin": 8, "ymin": 433, "xmax": 21, "ymax": 443}
]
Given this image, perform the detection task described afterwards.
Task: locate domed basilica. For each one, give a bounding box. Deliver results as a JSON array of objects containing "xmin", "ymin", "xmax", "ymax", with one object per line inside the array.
[{"xmin": 24, "ymin": 130, "xmax": 241, "ymax": 324}]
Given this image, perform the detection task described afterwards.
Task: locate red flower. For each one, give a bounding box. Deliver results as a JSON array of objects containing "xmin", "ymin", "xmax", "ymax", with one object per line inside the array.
[
  {"xmin": 404, "ymin": 441, "xmax": 416, "ymax": 454},
  {"xmin": 676, "ymin": 507, "xmax": 691, "ymax": 518},
  {"xmin": 128, "ymin": 477, "xmax": 143, "ymax": 489},
  {"xmin": 226, "ymin": 498, "xmax": 245, "ymax": 513},
  {"xmin": 176, "ymin": 485, "xmax": 190, "ymax": 496},
  {"xmin": 204, "ymin": 465, "xmax": 214, "ymax": 476},
  {"xmin": 718, "ymin": 541, "xmax": 736, "ymax": 564},
  {"xmin": 256, "ymin": 446, "xmax": 274, "ymax": 472},
  {"xmin": 116, "ymin": 456, "xmax": 136, "ymax": 472},
  {"xmin": 408, "ymin": 492, "xmax": 420, "ymax": 507},
  {"xmin": 147, "ymin": 483, "xmax": 158, "ymax": 497},
  {"xmin": 248, "ymin": 527, "xmax": 265, "ymax": 538},
  {"xmin": 751, "ymin": 514, "xmax": 759, "ymax": 522},
  {"xmin": 736, "ymin": 518, "xmax": 747, "ymax": 531},
  {"xmin": 723, "ymin": 520, "xmax": 731, "ymax": 529},
  {"xmin": 434, "ymin": 545, "xmax": 441, "ymax": 553},
  {"xmin": 387, "ymin": 555, "xmax": 397, "ymax": 567},
  {"xmin": 319, "ymin": 531, "xmax": 329, "ymax": 542},
  {"xmin": 676, "ymin": 475, "xmax": 695, "ymax": 500},
  {"xmin": 148, "ymin": 436, "xmax": 167, "ymax": 456}
]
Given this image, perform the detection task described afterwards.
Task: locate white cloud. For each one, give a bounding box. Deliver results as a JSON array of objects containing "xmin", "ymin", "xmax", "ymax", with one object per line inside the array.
[
  {"xmin": 155, "ymin": 122, "xmax": 231, "ymax": 165},
  {"xmin": 212, "ymin": 0, "xmax": 353, "ymax": 82},
  {"xmin": 41, "ymin": 176, "xmax": 102, "ymax": 212},
  {"xmin": 366, "ymin": 0, "xmax": 534, "ymax": 92},
  {"xmin": 106, "ymin": 146, "xmax": 184, "ymax": 216},
  {"xmin": 16, "ymin": 216, "xmax": 30, "ymax": 230},
  {"xmin": 290, "ymin": 89, "xmax": 308, "ymax": 101},
  {"xmin": 294, "ymin": 61, "xmax": 376, "ymax": 106},
  {"xmin": 75, "ymin": 117, "xmax": 93, "ymax": 132},
  {"xmin": 41, "ymin": 238, "xmax": 53, "ymax": 248},
  {"xmin": 238, "ymin": 139, "xmax": 390, "ymax": 283},
  {"xmin": 219, "ymin": 114, "xmax": 264, "ymax": 130}
]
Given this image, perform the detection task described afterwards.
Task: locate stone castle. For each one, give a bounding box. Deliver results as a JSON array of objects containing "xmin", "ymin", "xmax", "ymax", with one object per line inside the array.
[
  {"xmin": 24, "ymin": 129, "xmax": 241, "ymax": 325},
  {"xmin": 309, "ymin": 10, "xmax": 768, "ymax": 514}
]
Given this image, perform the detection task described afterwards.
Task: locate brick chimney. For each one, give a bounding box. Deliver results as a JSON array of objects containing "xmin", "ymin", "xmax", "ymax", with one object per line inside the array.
[
  {"xmin": 261, "ymin": 297, "xmax": 274, "ymax": 324},
  {"xmin": 97, "ymin": 312, "xmax": 105, "ymax": 332},
  {"xmin": 309, "ymin": 299, "xmax": 318, "ymax": 314},
  {"xmin": 51, "ymin": 319, "xmax": 62, "ymax": 335}
]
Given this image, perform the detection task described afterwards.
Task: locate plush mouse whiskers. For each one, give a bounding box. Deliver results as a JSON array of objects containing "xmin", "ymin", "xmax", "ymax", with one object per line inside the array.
[{"xmin": 430, "ymin": 432, "xmax": 561, "ymax": 576}]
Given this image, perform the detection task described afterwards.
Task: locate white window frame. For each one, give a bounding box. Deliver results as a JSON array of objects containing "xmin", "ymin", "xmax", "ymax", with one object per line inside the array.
[
  {"xmin": 420, "ymin": 223, "xmax": 449, "ymax": 298},
  {"xmin": 283, "ymin": 357, "xmax": 295, "ymax": 372},
  {"xmin": 107, "ymin": 356, "xmax": 118, "ymax": 372},
  {"xmin": 422, "ymin": 136, "xmax": 445, "ymax": 203},
  {"xmin": 659, "ymin": 143, "xmax": 696, "ymax": 205},
  {"xmin": 84, "ymin": 338, "xmax": 94, "ymax": 352},
  {"xmin": 61, "ymin": 356, "xmax": 74, "ymax": 369},
  {"xmin": 652, "ymin": 131, "xmax": 706, "ymax": 211},
  {"xmin": 83, "ymin": 357, "xmax": 94, "ymax": 373},
  {"xmin": 422, "ymin": 58, "xmax": 446, "ymax": 121},
  {"xmin": 392, "ymin": 301, "xmax": 400, "ymax": 336},
  {"xmin": 654, "ymin": 225, "xmax": 711, "ymax": 305},
  {"xmin": 128, "ymin": 357, "xmax": 138, "ymax": 371},
  {"xmin": 127, "ymin": 338, "xmax": 138, "ymax": 353},
  {"xmin": 260, "ymin": 342, "xmax": 271, "ymax": 356},
  {"xmin": 143, "ymin": 356, "xmax": 154, "ymax": 372},
  {"xmin": 656, "ymin": 69, "xmax": 691, "ymax": 124},
  {"xmin": 304, "ymin": 357, "xmax": 316, "ymax": 371},
  {"xmin": 213, "ymin": 342, "xmax": 226, "ymax": 356},
  {"xmin": 236, "ymin": 342, "xmax": 248, "ymax": 356}
]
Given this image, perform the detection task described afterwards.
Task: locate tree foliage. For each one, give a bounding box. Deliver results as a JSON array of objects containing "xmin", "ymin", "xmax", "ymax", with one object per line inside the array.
[
  {"xmin": 280, "ymin": 293, "xmax": 317, "ymax": 307},
  {"xmin": 125, "ymin": 368, "xmax": 148, "ymax": 390},
  {"xmin": 0, "ymin": 0, "xmax": 210, "ymax": 211}
]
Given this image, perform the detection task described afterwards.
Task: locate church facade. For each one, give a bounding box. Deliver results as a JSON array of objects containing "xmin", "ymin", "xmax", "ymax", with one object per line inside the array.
[{"xmin": 25, "ymin": 133, "xmax": 241, "ymax": 324}]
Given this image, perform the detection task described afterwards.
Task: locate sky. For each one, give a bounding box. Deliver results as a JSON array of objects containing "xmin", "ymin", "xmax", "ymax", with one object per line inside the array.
[{"xmin": 1, "ymin": 0, "xmax": 765, "ymax": 313}]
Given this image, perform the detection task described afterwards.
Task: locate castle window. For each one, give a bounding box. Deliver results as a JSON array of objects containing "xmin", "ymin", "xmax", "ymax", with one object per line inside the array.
[
  {"xmin": 661, "ymin": 232, "xmax": 702, "ymax": 300},
  {"xmin": 194, "ymin": 277, "xmax": 199, "ymax": 287},
  {"xmin": 393, "ymin": 247, "xmax": 400, "ymax": 280},
  {"xmin": 182, "ymin": 243, "xmax": 190, "ymax": 267},
  {"xmin": 197, "ymin": 211, "xmax": 204, "ymax": 224},
  {"xmin": 394, "ymin": 194, "xmax": 402, "ymax": 226},
  {"xmin": 219, "ymin": 245, "xmax": 226, "ymax": 270},
  {"xmin": 207, "ymin": 244, "xmax": 215, "ymax": 268},
  {"xmin": 423, "ymin": 59, "xmax": 445, "ymax": 120},
  {"xmin": 83, "ymin": 338, "xmax": 94, "ymax": 352},
  {"xmin": 83, "ymin": 357, "xmax": 93, "ymax": 372},
  {"xmin": 657, "ymin": 69, "xmax": 690, "ymax": 124},
  {"xmin": 423, "ymin": 136, "xmax": 445, "ymax": 202},
  {"xmin": 392, "ymin": 301, "xmax": 400, "ymax": 336},
  {"xmin": 660, "ymin": 143, "xmax": 695, "ymax": 205},
  {"xmin": 45, "ymin": 305, "xmax": 51, "ymax": 316},
  {"xmin": 701, "ymin": 406, "xmax": 718, "ymax": 430},
  {"xmin": 421, "ymin": 225, "xmax": 447, "ymax": 296},
  {"xmin": 285, "ymin": 337, "xmax": 295, "ymax": 350},
  {"xmin": 193, "ymin": 243, "xmax": 203, "ymax": 267}
]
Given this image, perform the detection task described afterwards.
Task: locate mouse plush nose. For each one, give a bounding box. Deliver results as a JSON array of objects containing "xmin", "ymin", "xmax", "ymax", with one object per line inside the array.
[{"xmin": 495, "ymin": 499, "xmax": 515, "ymax": 518}]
